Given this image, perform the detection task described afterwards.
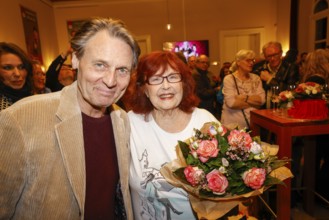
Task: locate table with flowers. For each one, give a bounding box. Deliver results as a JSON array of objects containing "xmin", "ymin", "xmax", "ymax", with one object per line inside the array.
[{"xmin": 250, "ymin": 108, "xmax": 329, "ymax": 219}]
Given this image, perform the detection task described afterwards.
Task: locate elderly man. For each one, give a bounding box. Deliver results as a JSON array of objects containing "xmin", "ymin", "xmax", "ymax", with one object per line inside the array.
[
  {"xmin": 0, "ymin": 17, "xmax": 140, "ymax": 219},
  {"xmin": 252, "ymin": 41, "xmax": 299, "ymax": 108}
]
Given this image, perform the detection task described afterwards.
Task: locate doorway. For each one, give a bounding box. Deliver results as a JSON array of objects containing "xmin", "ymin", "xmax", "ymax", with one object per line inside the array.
[
  {"xmin": 135, "ymin": 35, "xmax": 152, "ymax": 57},
  {"xmin": 219, "ymin": 28, "xmax": 265, "ymax": 64}
]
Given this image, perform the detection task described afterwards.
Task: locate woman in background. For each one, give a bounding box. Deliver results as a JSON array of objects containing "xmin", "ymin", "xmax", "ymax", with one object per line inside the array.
[
  {"xmin": 301, "ymin": 49, "xmax": 329, "ymax": 201},
  {"xmin": 123, "ymin": 51, "xmax": 218, "ymax": 220},
  {"xmin": 221, "ymin": 49, "xmax": 265, "ymax": 130},
  {"xmin": 0, "ymin": 42, "xmax": 33, "ymax": 111},
  {"xmin": 302, "ymin": 49, "xmax": 329, "ymax": 85}
]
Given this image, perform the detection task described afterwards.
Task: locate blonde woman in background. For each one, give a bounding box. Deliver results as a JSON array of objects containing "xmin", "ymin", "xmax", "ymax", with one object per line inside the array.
[
  {"xmin": 302, "ymin": 48, "xmax": 329, "ymax": 85},
  {"xmin": 221, "ymin": 49, "xmax": 265, "ymax": 130}
]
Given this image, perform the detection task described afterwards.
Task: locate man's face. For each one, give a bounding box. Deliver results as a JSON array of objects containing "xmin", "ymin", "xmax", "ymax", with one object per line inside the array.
[
  {"xmin": 188, "ymin": 56, "xmax": 196, "ymax": 69},
  {"xmin": 73, "ymin": 30, "xmax": 133, "ymax": 116},
  {"xmin": 196, "ymin": 56, "xmax": 209, "ymax": 71},
  {"xmin": 58, "ymin": 65, "xmax": 75, "ymax": 86},
  {"xmin": 264, "ymin": 46, "xmax": 282, "ymax": 69}
]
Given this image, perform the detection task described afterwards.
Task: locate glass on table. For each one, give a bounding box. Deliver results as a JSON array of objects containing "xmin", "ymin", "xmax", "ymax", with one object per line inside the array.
[
  {"xmin": 288, "ymin": 83, "xmax": 296, "ymax": 91},
  {"xmin": 270, "ymin": 85, "xmax": 280, "ymax": 112},
  {"xmin": 323, "ymin": 83, "xmax": 329, "ymax": 100}
]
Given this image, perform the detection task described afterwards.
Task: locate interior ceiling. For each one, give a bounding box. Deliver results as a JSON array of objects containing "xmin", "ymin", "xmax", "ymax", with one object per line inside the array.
[
  {"xmin": 49, "ymin": 0, "xmax": 80, "ymax": 1},
  {"xmin": 46, "ymin": 0, "xmax": 162, "ymax": 8}
]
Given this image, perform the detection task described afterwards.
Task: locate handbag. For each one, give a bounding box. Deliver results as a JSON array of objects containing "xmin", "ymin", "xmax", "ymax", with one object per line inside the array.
[{"xmin": 231, "ymin": 75, "xmax": 250, "ymax": 129}]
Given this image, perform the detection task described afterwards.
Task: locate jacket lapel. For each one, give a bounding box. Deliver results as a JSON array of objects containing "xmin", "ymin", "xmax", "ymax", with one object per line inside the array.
[
  {"xmin": 111, "ymin": 106, "xmax": 134, "ymax": 220},
  {"xmin": 55, "ymin": 82, "xmax": 86, "ymax": 214},
  {"xmin": 111, "ymin": 107, "xmax": 129, "ymax": 179}
]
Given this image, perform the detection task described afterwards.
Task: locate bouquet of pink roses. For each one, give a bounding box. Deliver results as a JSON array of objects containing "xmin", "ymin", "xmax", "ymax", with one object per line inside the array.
[{"xmin": 160, "ymin": 122, "xmax": 292, "ymax": 219}]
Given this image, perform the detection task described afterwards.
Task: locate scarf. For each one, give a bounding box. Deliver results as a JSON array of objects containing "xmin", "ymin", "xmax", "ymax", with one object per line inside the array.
[{"xmin": 0, "ymin": 82, "xmax": 32, "ymax": 103}]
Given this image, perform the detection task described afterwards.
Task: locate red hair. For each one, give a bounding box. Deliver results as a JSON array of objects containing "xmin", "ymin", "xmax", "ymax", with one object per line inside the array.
[{"xmin": 123, "ymin": 51, "xmax": 199, "ymax": 114}]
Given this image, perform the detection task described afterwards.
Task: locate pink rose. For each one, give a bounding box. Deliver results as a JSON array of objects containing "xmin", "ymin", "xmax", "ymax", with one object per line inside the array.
[
  {"xmin": 206, "ymin": 169, "xmax": 228, "ymax": 194},
  {"xmin": 196, "ymin": 139, "xmax": 219, "ymax": 163},
  {"xmin": 184, "ymin": 165, "xmax": 205, "ymax": 186},
  {"xmin": 242, "ymin": 168, "xmax": 266, "ymax": 190},
  {"xmin": 227, "ymin": 130, "xmax": 253, "ymax": 149}
]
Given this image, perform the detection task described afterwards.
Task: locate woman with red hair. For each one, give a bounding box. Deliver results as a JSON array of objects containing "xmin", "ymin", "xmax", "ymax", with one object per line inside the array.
[{"xmin": 123, "ymin": 51, "xmax": 219, "ymax": 219}]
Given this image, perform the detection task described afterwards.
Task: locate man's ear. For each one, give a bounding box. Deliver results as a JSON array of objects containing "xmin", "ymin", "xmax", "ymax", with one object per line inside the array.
[{"xmin": 71, "ymin": 52, "xmax": 79, "ymax": 69}]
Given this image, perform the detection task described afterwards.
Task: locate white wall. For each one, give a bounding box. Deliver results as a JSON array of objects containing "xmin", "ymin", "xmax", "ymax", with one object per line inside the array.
[
  {"xmin": 51, "ymin": 0, "xmax": 288, "ymax": 74},
  {"xmin": 0, "ymin": 0, "xmax": 59, "ymax": 68},
  {"xmin": 1, "ymin": 0, "xmax": 292, "ymax": 74}
]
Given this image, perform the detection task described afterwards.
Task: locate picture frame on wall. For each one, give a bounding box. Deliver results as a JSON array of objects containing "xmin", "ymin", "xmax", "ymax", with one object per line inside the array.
[
  {"xmin": 20, "ymin": 5, "xmax": 43, "ymax": 64},
  {"xmin": 66, "ymin": 19, "xmax": 86, "ymax": 40},
  {"xmin": 163, "ymin": 40, "xmax": 209, "ymax": 61}
]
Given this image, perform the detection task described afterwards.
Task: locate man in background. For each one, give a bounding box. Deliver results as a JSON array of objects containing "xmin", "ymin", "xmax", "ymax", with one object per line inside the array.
[
  {"xmin": 252, "ymin": 41, "xmax": 299, "ymax": 108},
  {"xmin": 192, "ymin": 54, "xmax": 217, "ymax": 115},
  {"xmin": 46, "ymin": 47, "xmax": 75, "ymax": 92},
  {"xmin": 187, "ymin": 55, "xmax": 197, "ymax": 72}
]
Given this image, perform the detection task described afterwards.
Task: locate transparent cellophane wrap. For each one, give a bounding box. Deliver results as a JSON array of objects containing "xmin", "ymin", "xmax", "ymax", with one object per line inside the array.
[{"xmin": 160, "ymin": 141, "xmax": 293, "ymax": 220}]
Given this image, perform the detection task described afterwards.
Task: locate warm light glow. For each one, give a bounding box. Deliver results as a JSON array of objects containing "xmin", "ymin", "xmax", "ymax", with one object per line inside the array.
[
  {"xmin": 282, "ymin": 44, "xmax": 289, "ymax": 57},
  {"xmin": 166, "ymin": 0, "xmax": 171, "ymax": 31}
]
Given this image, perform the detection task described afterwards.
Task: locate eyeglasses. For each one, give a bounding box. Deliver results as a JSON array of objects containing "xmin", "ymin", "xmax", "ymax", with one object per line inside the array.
[
  {"xmin": 244, "ymin": 59, "xmax": 255, "ymax": 64},
  {"xmin": 265, "ymin": 52, "xmax": 281, "ymax": 60},
  {"xmin": 198, "ymin": 61, "xmax": 209, "ymax": 65},
  {"xmin": 146, "ymin": 73, "xmax": 182, "ymax": 85}
]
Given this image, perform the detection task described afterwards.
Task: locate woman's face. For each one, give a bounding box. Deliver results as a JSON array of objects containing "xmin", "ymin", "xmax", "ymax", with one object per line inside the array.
[
  {"xmin": 238, "ymin": 58, "xmax": 255, "ymax": 73},
  {"xmin": 0, "ymin": 53, "xmax": 27, "ymax": 89},
  {"xmin": 145, "ymin": 65, "xmax": 183, "ymax": 112},
  {"xmin": 32, "ymin": 64, "xmax": 46, "ymax": 91}
]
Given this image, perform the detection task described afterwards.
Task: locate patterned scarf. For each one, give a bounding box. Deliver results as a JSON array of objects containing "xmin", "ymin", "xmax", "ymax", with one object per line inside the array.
[{"xmin": 0, "ymin": 82, "xmax": 32, "ymax": 104}]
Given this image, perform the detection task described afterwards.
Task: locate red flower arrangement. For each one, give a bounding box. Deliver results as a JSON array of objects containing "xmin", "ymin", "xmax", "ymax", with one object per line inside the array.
[
  {"xmin": 293, "ymin": 82, "xmax": 322, "ymax": 99},
  {"xmin": 284, "ymin": 82, "xmax": 328, "ymax": 119}
]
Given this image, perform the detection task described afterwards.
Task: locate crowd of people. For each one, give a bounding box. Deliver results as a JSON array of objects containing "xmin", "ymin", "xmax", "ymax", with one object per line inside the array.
[
  {"xmin": 0, "ymin": 42, "xmax": 76, "ymax": 112},
  {"xmin": 1, "ymin": 16, "xmax": 329, "ymax": 219}
]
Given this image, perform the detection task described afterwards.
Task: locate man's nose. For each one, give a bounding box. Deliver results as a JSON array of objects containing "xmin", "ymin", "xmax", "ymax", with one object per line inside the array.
[{"xmin": 103, "ymin": 70, "xmax": 117, "ymax": 87}]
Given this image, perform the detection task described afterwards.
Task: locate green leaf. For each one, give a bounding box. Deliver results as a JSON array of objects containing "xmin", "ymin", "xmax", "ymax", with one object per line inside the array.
[
  {"xmin": 178, "ymin": 141, "xmax": 190, "ymax": 158},
  {"xmin": 173, "ymin": 167, "xmax": 190, "ymax": 184},
  {"xmin": 199, "ymin": 163, "xmax": 210, "ymax": 173},
  {"xmin": 206, "ymin": 157, "xmax": 222, "ymax": 168},
  {"xmin": 229, "ymin": 180, "xmax": 244, "ymax": 187},
  {"xmin": 199, "ymin": 188, "xmax": 225, "ymax": 198},
  {"xmin": 232, "ymin": 161, "xmax": 247, "ymax": 170},
  {"xmin": 252, "ymin": 136, "xmax": 261, "ymax": 143},
  {"xmin": 186, "ymin": 154, "xmax": 199, "ymax": 165},
  {"xmin": 270, "ymin": 159, "xmax": 290, "ymax": 170},
  {"xmin": 264, "ymin": 175, "xmax": 286, "ymax": 187}
]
